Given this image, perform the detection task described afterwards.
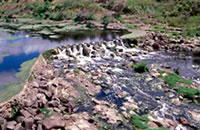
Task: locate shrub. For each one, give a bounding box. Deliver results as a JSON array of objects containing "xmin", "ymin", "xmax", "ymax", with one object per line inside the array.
[{"xmin": 132, "ymin": 62, "xmax": 149, "ymax": 73}]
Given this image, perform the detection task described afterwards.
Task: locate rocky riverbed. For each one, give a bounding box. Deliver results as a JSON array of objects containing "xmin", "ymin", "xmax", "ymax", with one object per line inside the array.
[{"xmin": 0, "ymin": 32, "xmax": 200, "ymax": 130}]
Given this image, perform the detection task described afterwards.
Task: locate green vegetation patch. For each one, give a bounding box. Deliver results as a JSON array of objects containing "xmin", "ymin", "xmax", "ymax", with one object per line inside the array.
[
  {"xmin": 131, "ymin": 114, "xmax": 167, "ymax": 130},
  {"xmin": 124, "ymin": 24, "xmax": 138, "ymax": 29},
  {"xmin": 178, "ymin": 86, "xmax": 200, "ymax": 100},
  {"xmin": 159, "ymin": 72, "xmax": 192, "ymax": 88},
  {"xmin": 0, "ymin": 54, "xmax": 10, "ymax": 58},
  {"xmin": 42, "ymin": 49, "xmax": 58, "ymax": 61},
  {"xmin": 40, "ymin": 107, "xmax": 52, "ymax": 119},
  {"xmin": 132, "ymin": 62, "xmax": 149, "ymax": 73},
  {"xmin": 0, "ymin": 58, "xmax": 36, "ymax": 103},
  {"xmin": 16, "ymin": 58, "xmax": 37, "ymax": 80}
]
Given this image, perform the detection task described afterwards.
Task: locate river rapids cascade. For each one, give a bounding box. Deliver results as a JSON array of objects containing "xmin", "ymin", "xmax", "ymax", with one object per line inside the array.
[{"xmin": 54, "ymin": 39, "xmax": 200, "ymax": 129}]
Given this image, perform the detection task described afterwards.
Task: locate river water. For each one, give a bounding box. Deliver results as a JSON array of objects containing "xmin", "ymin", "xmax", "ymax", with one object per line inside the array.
[{"xmin": 0, "ymin": 29, "xmax": 124, "ymax": 99}]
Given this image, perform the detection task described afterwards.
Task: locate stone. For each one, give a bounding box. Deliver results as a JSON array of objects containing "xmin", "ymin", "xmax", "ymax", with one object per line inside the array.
[
  {"xmin": 171, "ymin": 98, "xmax": 181, "ymax": 106},
  {"xmin": 124, "ymin": 62, "xmax": 132, "ymax": 69},
  {"xmin": 24, "ymin": 118, "xmax": 34, "ymax": 130},
  {"xmin": 190, "ymin": 112, "xmax": 200, "ymax": 122},
  {"xmin": 83, "ymin": 46, "xmax": 90, "ymax": 56},
  {"xmin": 37, "ymin": 124, "xmax": 43, "ymax": 130},
  {"xmin": 43, "ymin": 115, "xmax": 65, "ymax": 129},
  {"xmin": 14, "ymin": 123, "xmax": 25, "ymax": 130},
  {"xmin": 20, "ymin": 110, "xmax": 32, "ymax": 118},
  {"xmin": 148, "ymin": 121, "xmax": 159, "ymax": 129},
  {"xmin": 152, "ymin": 43, "xmax": 160, "ymax": 50},
  {"xmin": 193, "ymin": 48, "xmax": 200, "ymax": 57},
  {"xmin": 7, "ymin": 121, "xmax": 17, "ymax": 129}
]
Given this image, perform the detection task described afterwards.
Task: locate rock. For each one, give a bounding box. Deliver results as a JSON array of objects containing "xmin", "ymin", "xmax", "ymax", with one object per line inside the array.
[
  {"xmin": 124, "ymin": 62, "xmax": 132, "ymax": 69},
  {"xmin": 83, "ymin": 46, "xmax": 90, "ymax": 56},
  {"xmin": 14, "ymin": 123, "xmax": 25, "ymax": 130},
  {"xmin": 43, "ymin": 115, "xmax": 65, "ymax": 129},
  {"xmin": 145, "ymin": 77, "xmax": 153, "ymax": 82},
  {"xmin": 48, "ymin": 100, "xmax": 59, "ymax": 107},
  {"xmin": 20, "ymin": 110, "xmax": 32, "ymax": 118},
  {"xmin": 190, "ymin": 111, "xmax": 200, "ymax": 122},
  {"xmin": 171, "ymin": 98, "xmax": 181, "ymax": 106},
  {"xmin": 148, "ymin": 121, "xmax": 159, "ymax": 129},
  {"xmin": 37, "ymin": 124, "xmax": 43, "ymax": 130},
  {"xmin": 24, "ymin": 118, "xmax": 34, "ymax": 130},
  {"xmin": 193, "ymin": 48, "xmax": 200, "ymax": 56},
  {"xmin": 7, "ymin": 121, "xmax": 17, "ymax": 129},
  {"xmin": 152, "ymin": 43, "xmax": 160, "ymax": 50}
]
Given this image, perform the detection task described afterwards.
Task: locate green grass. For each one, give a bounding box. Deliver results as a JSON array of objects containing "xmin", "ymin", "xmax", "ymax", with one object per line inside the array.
[
  {"xmin": 178, "ymin": 86, "xmax": 200, "ymax": 100},
  {"xmin": 40, "ymin": 108, "xmax": 52, "ymax": 119},
  {"xmin": 132, "ymin": 62, "xmax": 149, "ymax": 73},
  {"xmin": 124, "ymin": 24, "xmax": 138, "ymax": 29},
  {"xmin": 159, "ymin": 72, "xmax": 192, "ymax": 88},
  {"xmin": 131, "ymin": 114, "xmax": 167, "ymax": 130}
]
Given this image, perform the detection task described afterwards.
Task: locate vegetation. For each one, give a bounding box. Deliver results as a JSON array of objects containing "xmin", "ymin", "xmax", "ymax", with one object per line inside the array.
[
  {"xmin": 158, "ymin": 70, "xmax": 200, "ymax": 103},
  {"xmin": 0, "ymin": 58, "xmax": 36, "ymax": 103},
  {"xmin": 0, "ymin": 0, "xmax": 200, "ymax": 37},
  {"xmin": 0, "ymin": 54, "xmax": 10, "ymax": 58},
  {"xmin": 16, "ymin": 58, "xmax": 37, "ymax": 80},
  {"xmin": 40, "ymin": 107, "xmax": 52, "ymax": 119},
  {"xmin": 132, "ymin": 62, "xmax": 149, "ymax": 73},
  {"xmin": 42, "ymin": 49, "xmax": 58, "ymax": 60},
  {"xmin": 159, "ymin": 71, "xmax": 192, "ymax": 88},
  {"xmin": 178, "ymin": 86, "xmax": 200, "ymax": 100},
  {"xmin": 131, "ymin": 114, "xmax": 167, "ymax": 130}
]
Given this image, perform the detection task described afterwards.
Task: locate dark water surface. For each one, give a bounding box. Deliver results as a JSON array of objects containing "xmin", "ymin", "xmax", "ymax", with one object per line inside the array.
[{"xmin": 0, "ymin": 29, "xmax": 124, "ymax": 87}]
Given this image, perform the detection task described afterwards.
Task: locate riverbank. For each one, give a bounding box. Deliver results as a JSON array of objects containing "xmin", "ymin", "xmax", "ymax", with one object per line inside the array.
[{"xmin": 0, "ymin": 31, "xmax": 200, "ymax": 129}]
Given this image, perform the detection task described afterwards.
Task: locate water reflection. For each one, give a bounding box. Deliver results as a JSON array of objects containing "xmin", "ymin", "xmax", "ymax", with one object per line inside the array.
[
  {"xmin": 0, "ymin": 71, "xmax": 16, "ymax": 87},
  {"xmin": 0, "ymin": 29, "xmax": 124, "ymax": 87}
]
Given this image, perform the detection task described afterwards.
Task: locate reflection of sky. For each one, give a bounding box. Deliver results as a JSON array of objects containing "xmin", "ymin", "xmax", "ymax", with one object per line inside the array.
[
  {"xmin": 0, "ymin": 71, "xmax": 17, "ymax": 87},
  {"xmin": 0, "ymin": 30, "xmax": 122, "ymax": 87}
]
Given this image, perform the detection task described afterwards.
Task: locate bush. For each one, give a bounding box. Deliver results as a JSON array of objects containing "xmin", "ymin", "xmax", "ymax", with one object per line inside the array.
[
  {"xmin": 74, "ymin": 13, "xmax": 96, "ymax": 22},
  {"xmin": 132, "ymin": 62, "xmax": 149, "ymax": 73}
]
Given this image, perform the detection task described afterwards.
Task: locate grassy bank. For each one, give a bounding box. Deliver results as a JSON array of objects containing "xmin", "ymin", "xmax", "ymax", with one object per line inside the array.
[
  {"xmin": 0, "ymin": 0, "xmax": 199, "ymax": 37},
  {"xmin": 0, "ymin": 58, "xmax": 37, "ymax": 103}
]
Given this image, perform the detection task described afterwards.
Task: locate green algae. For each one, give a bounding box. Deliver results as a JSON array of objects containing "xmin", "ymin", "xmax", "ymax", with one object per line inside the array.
[
  {"xmin": 0, "ymin": 54, "xmax": 10, "ymax": 58},
  {"xmin": 7, "ymin": 43, "xmax": 22, "ymax": 47}
]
